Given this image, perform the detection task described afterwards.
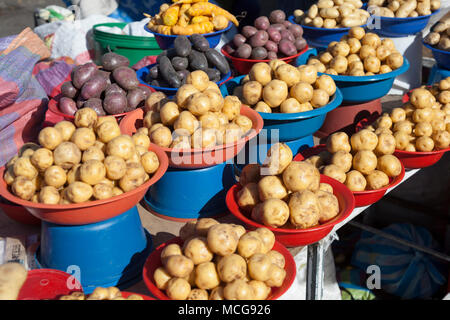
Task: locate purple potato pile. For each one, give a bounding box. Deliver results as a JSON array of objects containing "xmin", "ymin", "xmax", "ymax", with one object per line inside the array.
[{"xmin": 59, "ymin": 52, "xmax": 149, "ymax": 116}]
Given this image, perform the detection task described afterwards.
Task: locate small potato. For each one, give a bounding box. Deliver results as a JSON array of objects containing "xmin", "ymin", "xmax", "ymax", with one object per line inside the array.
[
  {"xmin": 288, "ymin": 190, "xmax": 320, "ymax": 229},
  {"xmin": 275, "ymin": 64, "xmax": 301, "ymax": 87},
  {"xmin": 160, "ymin": 102, "xmax": 180, "ymax": 126},
  {"xmin": 106, "ymin": 135, "xmax": 136, "ymax": 160},
  {"xmin": 330, "ymin": 42, "xmax": 350, "ymax": 57},
  {"xmin": 217, "ymin": 253, "xmax": 247, "ymax": 283},
  {"xmin": 230, "ymin": 224, "xmax": 246, "ymax": 239},
  {"xmin": 92, "ymin": 183, "xmax": 113, "ymax": 200},
  {"xmin": 161, "ymin": 244, "xmax": 183, "ymax": 265},
  {"xmin": 118, "ymin": 162, "xmax": 147, "ymax": 192},
  {"xmin": 319, "ymin": 51, "xmax": 334, "ymax": 64},
  {"xmin": 12, "ymin": 176, "xmax": 36, "ymax": 200},
  {"xmin": 377, "ymin": 154, "xmax": 402, "ymax": 177},
  {"xmin": 82, "ymin": 146, "xmax": 104, "ymax": 163},
  {"xmin": 207, "ymin": 224, "xmax": 239, "ymax": 256},
  {"xmin": 390, "ymin": 108, "xmax": 407, "ymax": 123},
  {"xmin": 38, "ymin": 127, "xmax": 63, "ymax": 150},
  {"xmin": 153, "ymin": 267, "xmax": 172, "ymax": 290},
  {"xmin": 345, "ymin": 170, "xmax": 367, "ymax": 191},
  {"xmin": 380, "ymin": 65, "xmax": 393, "ymax": 74},
  {"xmin": 329, "ymin": 55, "xmax": 348, "ymax": 74},
  {"xmin": 248, "ymin": 280, "xmax": 271, "ymax": 300},
  {"xmin": 412, "ymin": 108, "xmax": 434, "ymax": 123},
  {"xmin": 352, "ymin": 150, "xmax": 378, "ymax": 175},
  {"xmin": 319, "ymin": 182, "xmax": 333, "ymax": 193},
  {"xmin": 187, "ymin": 289, "xmax": 209, "ymax": 300},
  {"xmin": 361, "ymin": 33, "xmax": 381, "ymax": 48},
  {"xmin": 65, "ymin": 181, "xmax": 93, "ymax": 203},
  {"xmin": 237, "ymin": 232, "xmax": 263, "ymax": 258},
  {"xmin": 54, "ymin": 121, "xmax": 76, "ymax": 142},
  {"xmin": 258, "ymin": 198, "xmax": 290, "ymax": 228},
  {"xmin": 237, "ymin": 182, "xmax": 260, "ymax": 212},
  {"xmin": 375, "ymin": 114, "xmax": 393, "ymax": 129},
  {"xmin": 258, "ymin": 176, "xmax": 288, "ymax": 201},
  {"xmin": 103, "ymin": 155, "xmax": 126, "ymax": 180},
  {"xmin": 322, "ymin": 164, "xmax": 346, "ymax": 183},
  {"xmin": 195, "ymin": 218, "xmax": 220, "ymax": 237},
  {"xmin": 315, "ymin": 74, "xmax": 336, "ymax": 96},
  {"xmin": 247, "ymin": 253, "xmax": 272, "ymax": 281},
  {"xmin": 364, "ymin": 56, "xmax": 381, "ymax": 73},
  {"xmin": 254, "ymin": 101, "xmax": 272, "ymax": 113},
  {"xmin": 143, "ymin": 111, "xmax": 162, "ymax": 130},
  {"xmin": 44, "ymin": 165, "xmax": 67, "ymax": 188},
  {"xmin": 347, "ymin": 38, "xmax": 362, "ymax": 54},
  {"xmin": 280, "ymin": 98, "xmax": 302, "ymax": 113},
  {"xmin": 140, "ymin": 151, "xmax": 159, "ymax": 175},
  {"xmin": 165, "ymin": 255, "xmax": 194, "ymax": 278},
  {"xmin": 331, "ymin": 151, "xmax": 353, "ymax": 172},
  {"xmin": 29, "ymin": 148, "xmax": 52, "ymax": 173},
  {"xmin": 174, "ymin": 111, "xmax": 198, "ymax": 135},
  {"xmin": 223, "ymin": 279, "xmax": 254, "ymax": 300},
  {"xmin": 265, "ymin": 264, "xmax": 286, "ymax": 287},
  {"xmin": 187, "ymin": 92, "xmax": 210, "ymax": 116},
  {"xmin": 262, "ymin": 142, "xmax": 293, "ymax": 175},
  {"xmin": 13, "ymin": 156, "xmax": 38, "ymax": 180},
  {"xmin": 239, "ymin": 164, "xmax": 261, "ymax": 186},
  {"xmin": 3, "ymin": 166, "xmax": 16, "ymax": 185},
  {"xmin": 203, "ymin": 89, "xmax": 224, "ymax": 113},
  {"xmin": 386, "ymin": 52, "xmax": 404, "ymax": 70},
  {"xmin": 359, "ymin": 45, "xmax": 376, "ymax": 60},
  {"xmin": 349, "ymin": 26, "xmax": 365, "ymax": 40},
  {"xmin": 282, "ymin": 161, "xmax": 320, "ymax": 192},
  {"xmin": 263, "ymin": 80, "xmax": 288, "ymax": 108},
  {"xmin": 80, "ymin": 160, "xmax": 106, "ymax": 185},
  {"xmin": 414, "ymin": 122, "xmax": 433, "ymax": 137},
  {"xmin": 267, "ymin": 250, "xmax": 285, "ymax": 269},
  {"xmin": 222, "ymin": 96, "xmax": 241, "ymax": 120},
  {"xmin": 326, "ymin": 132, "xmax": 351, "ymax": 153},
  {"xmin": 150, "ymin": 126, "xmax": 173, "ymax": 148},
  {"xmin": 186, "ymin": 70, "xmax": 209, "ymax": 91},
  {"xmin": 315, "ymin": 190, "xmax": 339, "ymax": 223},
  {"xmin": 289, "ymin": 82, "xmax": 314, "ymax": 104},
  {"xmin": 209, "ymin": 286, "xmax": 225, "ymax": 300},
  {"xmin": 410, "ymin": 88, "xmax": 436, "ymax": 109},
  {"xmin": 297, "ymin": 65, "xmax": 318, "ymax": 84},
  {"xmin": 184, "ymin": 237, "xmax": 213, "ymax": 265},
  {"xmin": 311, "ymin": 89, "xmax": 330, "ymax": 108},
  {"xmin": 254, "ymin": 228, "xmax": 275, "ymax": 254},
  {"xmin": 416, "ymin": 135, "xmax": 435, "ymax": 151},
  {"xmin": 394, "ymin": 131, "xmax": 412, "ymax": 150},
  {"xmin": 233, "ymin": 115, "xmax": 253, "ymax": 134},
  {"xmin": 166, "ymin": 278, "xmax": 191, "ymax": 300},
  {"xmin": 145, "ymin": 91, "xmax": 167, "ymax": 112},
  {"xmin": 393, "ymin": 120, "xmax": 414, "ymax": 134},
  {"xmin": 71, "ymin": 128, "xmax": 96, "ymax": 151},
  {"xmin": 74, "ymin": 108, "xmax": 98, "ymax": 128},
  {"xmin": 366, "ymin": 170, "xmax": 390, "ymax": 190},
  {"xmin": 432, "ymin": 130, "xmax": 450, "ymax": 149},
  {"xmin": 375, "ymin": 133, "xmax": 396, "ymax": 155},
  {"xmin": 351, "ymin": 129, "xmax": 378, "ymax": 151}
]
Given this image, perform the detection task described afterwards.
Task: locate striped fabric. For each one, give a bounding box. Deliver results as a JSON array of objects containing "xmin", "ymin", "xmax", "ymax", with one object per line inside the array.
[{"xmin": 351, "ymin": 223, "xmax": 446, "ymax": 299}]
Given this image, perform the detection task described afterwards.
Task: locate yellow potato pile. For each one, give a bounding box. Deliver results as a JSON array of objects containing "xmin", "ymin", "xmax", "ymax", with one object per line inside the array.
[
  {"xmin": 294, "ymin": 0, "xmax": 369, "ymax": 28},
  {"xmin": 237, "ymin": 143, "xmax": 340, "ymax": 229},
  {"xmin": 370, "ymin": 77, "xmax": 450, "ymax": 152},
  {"xmin": 143, "ymin": 70, "xmax": 253, "ymax": 149},
  {"xmin": 233, "ymin": 59, "xmax": 336, "ymax": 114},
  {"xmin": 4, "ymin": 108, "xmax": 161, "ymax": 204},
  {"xmin": 307, "ymin": 27, "xmax": 404, "ymax": 76},
  {"xmin": 60, "ymin": 287, "xmax": 143, "ymax": 300},
  {"xmin": 424, "ymin": 16, "xmax": 450, "ymax": 52},
  {"xmin": 307, "ymin": 129, "xmax": 403, "ymax": 192},
  {"xmin": 367, "ymin": 0, "xmax": 440, "ymax": 18},
  {"xmin": 154, "ymin": 219, "xmax": 286, "ymax": 300}
]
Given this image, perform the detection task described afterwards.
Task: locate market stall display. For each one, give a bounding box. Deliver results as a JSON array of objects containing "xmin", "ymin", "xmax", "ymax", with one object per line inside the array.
[
  {"xmin": 142, "ymin": 221, "xmax": 296, "ymax": 300},
  {"xmin": 137, "ymin": 33, "xmax": 231, "ymax": 93},
  {"xmin": 145, "ymin": 1, "xmax": 237, "ymax": 49},
  {"xmin": 423, "ymin": 15, "xmax": 450, "ymax": 70}
]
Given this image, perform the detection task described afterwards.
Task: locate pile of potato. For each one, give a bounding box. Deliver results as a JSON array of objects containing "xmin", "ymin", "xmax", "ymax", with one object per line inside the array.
[
  {"xmin": 424, "ymin": 15, "xmax": 450, "ymax": 52},
  {"xmin": 237, "ymin": 143, "xmax": 340, "ymax": 229},
  {"xmin": 367, "ymin": 0, "xmax": 440, "ymax": 18},
  {"xmin": 147, "ymin": 34, "xmax": 230, "ymax": 88},
  {"xmin": 60, "ymin": 52, "xmax": 150, "ymax": 116},
  {"xmin": 222, "ymin": 10, "xmax": 307, "ymax": 60},
  {"xmin": 143, "ymin": 71, "xmax": 253, "ymax": 149},
  {"xmin": 370, "ymin": 77, "xmax": 450, "ymax": 152},
  {"xmin": 147, "ymin": 0, "xmax": 238, "ymax": 35},
  {"xmin": 306, "ymin": 27, "xmax": 404, "ymax": 76},
  {"xmin": 153, "ymin": 219, "xmax": 287, "ymax": 300},
  {"xmin": 3, "ymin": 109, "xmax": 161, "ymax": 204},
  {"xmin": 60, "ymin": 287, "xmax": 143, "ymax": 300},
  {"xmin": 304, "ymin": 129, "xmax": 403, "ymax": 192},
  {"xmin": 294, "ymin": 0, "xmax": 369, "ymax": 28},
  {"xmin": 232, "ymin": 59, "xmax": 336, "ymax": 114}
]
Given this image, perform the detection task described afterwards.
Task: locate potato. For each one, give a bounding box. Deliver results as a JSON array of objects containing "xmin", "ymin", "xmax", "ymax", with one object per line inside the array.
[
  {"xmin": 364, "ymin": 56, "xmax": 381, "ymax": 73},
  {"xmin": 165, "ymin": 254, "xmax": 194, "ymax": 278},
  {"xmin": 349, "ymin": 26, "xmax": 365, "ymax": 40},
  {"xmin": 410, "ymin": 88, "xmax": 435, "ymax": 109},
  {"xmin": 254, "ymin": 228, "xmax": 275, "ymax": 254},
  {"xmin": 288, "ymin": 190, "xmax": 321, "ymax": 229},
  {"xmin": 186, "ymin": 92, "xmax": 210, "ymax": 117},
  {"xmin": 203, "ymin": 89, "xmax": 224, "ymax": 112},
  {"xmin": 315, "ymin": 75, "xmax": 336, "ymax": 96},
  {"xmin": 44, "ymin": 165, "xmax": 67, "ymax": 188},
  {"xmin": 262, "ymin": 143, "xmax": 293, "ymax": 175},
  {"xmin": 237, "ymin": 182, "xmax": 260, "ymax": 213},
  {"xmin": 0, "ymin": 263, "xmax": 28, "ymax": 300},
  {"xmin": 345, "ymin": 170, "xmax": 367, "ymax": 191},
  {"xmin": 311, "ymin": 89, "xmax": 330, "ymax": 108},
  {"xmin": 70, "ymin": 127, "xmax": 96, "ymax": 151},
  {"xmin": 11, "ymin": 176, "xmax": 36, "ymax": 200},
  {"xmin": 166, "ymin": 278, "xmax": 191, "ymax": 300},
  {"xmin": 329, "ymin": 55, "xmax": 348, "ymax": 74},
  {"xmin": 265, "ymin": 264, "xmax": 286, "ymax": 287},
  {"xmin": 414, "ymin": 122, "xmax": 433, "ymax": 137},
  {"xmin": 239, "ymin": 164, "xmax": 260, "ymax": 186},
  {"xmin": 102, "ymin": 155, "xmax": 126, "ymax": 180},
  {"xmin": 257, "ymin": 198, "xmax": 290, "ymax": 228},
  {"xmin": 247, "ymin": 253, "xmax": 272, "ymax": 281},
  {"xmin": 254, "ymin": 101, "xmax": 272, "ymax": 113},
  {"xmin": 394, "ymin": 131, "xmax": 412, "ymax": 150},
  {"xmin": 352, "ymin": 150, "xmax": 377, "ymax": 175},
  {"xmin": 267, "ymin": 250, "xmax": 285, "ymax": 269},
  {"xmin": 386, "ymin": 52, "xmax": 404, "ymax": 70},
  {"xmin": 249, "ymin": 62, "xmax": 272, "ymax": 86},
  {"xmin": 38, "ymin": 127, "xmax": 63, "ymax": 151},
  {"xmin": 374, "ymin": 132, "xmax": 396, "ymax": 155},
  {"xmin": 217, "ymin": 253, "xmax": 247, "ymax": 283},
  {"xmin": 327, "ymin": 132, "xmax": 351, "ymax": 153},
  {"xmin": 54, "ymin": 121, "xmax": 76, "ymax": 142},
  {"xmin": 222, "ymin": 96, "xmax": 241, "ymax": 120},
  {"xmin": 262, "ymin": 80, "xmax": 288, "ymax": 108},
  {"xmin": 65, "ymin": 181, "xmax": 93, "ymax": 203},
  {"xmin": 393, "ymin": 120, "xmax": 413, "ymax": 134},
  {"xmin": 53, "ymin": 142, "xmax": 82, "ymax": 171},
  {"xmin": 209, "ymin": 286, "xmax": 225, "ymax": 300},
  {"xmin": 237, "ymin": 232, "xmax": 263, "ymax": 258},
  {"xmin": 322, "ymin": 164, "xmax": 346, "ymax": 183},
  {"xmin": 13, "ymin": 156, "xmax": 38, "ymax": 180},
  {"xmin": 282, "ymin": 161, "xmax": 320, "ymax": 192},
  {"xmin": 75, "ymin": 108, "xmax": 98, "ymax": 128},
  {"xmin": 233, "ymin": 115, "xmax": 253, "ymax": 134},
  {"xmin": 315, "ymin": 190, "xmax": 339, "ymax": 223},
  {"xmin": 297, "ymin": 65, "xmax": 318, "ymax": 85},
  {"xmin": 331, "ymin": 150, "xmax": 353, "ymax": 172},
  {"xmin": 159, "ymin": 102, "xmax": 180, "ymax": 127},
  {"xmin": 207, "ymin": 224, "xmax": 239, "ymax": 256},
  {"xmin": 258, "ymin": 176, "xmax": 288, "ymax": 201},
  {"xmin": 183, "ymin": 237, "xmax": 213, "ymax": 265},
  {"xmin": 275, "ymin": 64, "xmax": 301, "ymax": 87},
  {"xmin": 319, "ymin": 182, "xmax": 333, "ymax": 193},
  {"xmin": 82, "ymin": 146, "xmax": 105, "ymax": 163},
  {"xmin": 351, "ymin": 129, "xmax": 378, "ymax": 151},
  {"xmin": 150, "ymin": 126, "xmax": 173, "ymax": 148},
  {"xmin": 223, "ymin": 279, "xmax": 254, "ymax": 300},
  {"xmin": 153, "ymin": 267, "xmax": 172, "ymax": 290},
  {"xmin": 280, "ymin": 98, "xmax": 302, "ymax": 113},
  {"xmin": 248, "ymin": 280, "xmax": 271, "ymax": 300},
  {"xmin": 432, "ymin": 130, "xmax": 450, "ymax": 149},
  {"xmin": 415, "ymin": 135, "xmax": 434, "ymax": 151}
]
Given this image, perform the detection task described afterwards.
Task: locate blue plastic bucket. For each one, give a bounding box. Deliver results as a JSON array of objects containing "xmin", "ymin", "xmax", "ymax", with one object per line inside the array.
[
  {"xmin": 423, "ymin": 41, "xmax": 450, "ymax": 71},
  {"xmin": 36, "ymin": 206, "xmax": 152, "ymax": 294},
  {"xmin": 372, "ymin": 10, "xmax": 440, "ymax": 37},
  {"xmin": 220, "ymin": 75, "xmax": 343, "ymax": 141},
  {"xmin": 296, "ymin": 48, "xmax": 409, "ymax": 103},
  {"xmin": 427, "ymin": 64, "xmax": 450, "ymax": 85},
  {"xmin": 136, "ymin": 63, "xmax": 232, "ymax": 95},
  {"xmin": 144, "ymin": 162, "xmax": 236, "ymax": 221},
  {"xmin": 288, "ymin": 15, "xmax": 366, "ymax": 48},
  {"xmin": 144, "ymin": 23, "xmax": 232, "ymax": 50}
]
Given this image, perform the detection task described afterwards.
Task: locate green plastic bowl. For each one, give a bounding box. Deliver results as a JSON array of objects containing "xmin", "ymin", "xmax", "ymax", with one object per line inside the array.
[{"xmin": 93, "ymin": 22, "xmax": 162, "ymax": 66}]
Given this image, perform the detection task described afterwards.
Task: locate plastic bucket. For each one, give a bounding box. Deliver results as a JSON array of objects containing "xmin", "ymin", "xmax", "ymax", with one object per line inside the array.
[
  {"xmin": 0, "ymin": 202, "xmax": 40, "ymax": 225},
  {"xmin": 36, "ymin": 206, "xmax": 153, "ymax": 294},
  {"xmin": 423, "ymin": 41, "xmax": 450, "ymax": 71},
  {"xmin": 93, "ymin": 23, "xmax": 162, "ymax": 67},
  {"xmin": 144, "ymin": 162, "xmax": 236, "ymax": 221},
  {"xmin": 372, "ymin": 10, "xmax": 440, "ymax": 37}
]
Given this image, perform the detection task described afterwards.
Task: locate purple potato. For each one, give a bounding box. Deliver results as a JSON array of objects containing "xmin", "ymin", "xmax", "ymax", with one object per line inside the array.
[
  {"xmin": 84, "ymin": 98, "xmax": 106, "ymax": 116},
  {"xmin": 126, "ymin": 88, "xmax": 146, "ymax": 110},
  {"xmin": 267, "ymin": 27, "xmax": 282, "ymax": 43},
  {"xmin": 95, "ymin": 69, "xmax": 112, "ymax": 84},
  {"xmin": 101, "ymin": 52, "xmax": 130, "ymax": 71},
  {"xmin": 267, "ymin": 51, "xmax": 278, "ymax": 60},
  {"xmin": 103, "ymin": 92, "xmax": 127, "ymax": 115},
  {"xmin": 251, "ymin": 47, "xmax": 268, "ymax": 60},
  {"xmin": 105, "ymin": 83, "xmax": 125, "ymax": 96},
  {"xmin": 205, "ymin": 68, "xmax": 221, "ymax": 81},
  {"xmin": 241, "ymin": 26, "xmax": 258, "ymax": 38},
  {"xmin": 76, "ymin": 97, "xmax": 86, "ymax": 109},
  {"xmin": 289, "ymin": 24, "xmax": 304, "ymax": 38},
  {"xmin": 80, "ymin": 75, "xmax": 108, "ymax": 100},
  {"xmin": 269, "ymin": 10, "xmax": 286, "ymax": 24},
  {"xmin": 254, "ymin": 16, "xmax": 270, "ymax": 30},
  {"xmin": 112, "ymin": 66, "xmax": 140, "ymax": 90},
  {"xmin": 283, "ymin": 21, "xmax": 292, "ymax": 28},
  {"xmin": 271, "ymin": 24, "xmax": 286, "ymax": 32},
  {"xmin": 139, "ymin": 86, "xmax": 152, "ymax": 99},
  {"xmin": 233, "ymin": 34, "xmax": 247, "ymax": 48},
  {"xmin": 61, "ymin": 81, "xmax": 78, "ymax": 99},
  {"xmin": 223, "ymin": 43, "xmax": 236, "ymax": 55},
  {"xmin": 280, "ymin": 29, "xmax": 295, "ymax": 42},
  {"xmin": 279, "ymin": 39, "xmax": 297, "ymax": 57},
  {"xmin": 177, "ymin": 69, "xmax": 190, "ymax": 80},
  {"xmin": 149, "ymin": 65, "xmax": 159, "ymax": 79},
  {"xmin": 235, "ymin": 44, "xmax": 252, "ymax": 59},
  {"xmin": 264, "ymin": 40, "xmax": 278, "ymax": 53},
  {"xmin": 72, "ymin": 62, "xmax": 97, "ymax": 89},
  {"xmin": 249, "ymin": 30, "xmax": 269, "ymax": 47},
  {"xmin": 59, "ymin": 97, "xmax": 77, "ymax": 116},
  {"xmin": 294, "ymin": 38, "xmax": 307, "ymax": 51}
]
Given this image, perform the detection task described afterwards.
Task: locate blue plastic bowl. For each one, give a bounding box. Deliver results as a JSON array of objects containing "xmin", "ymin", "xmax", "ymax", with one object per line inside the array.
[
  {"xmin": 144, "ymin": 162, "xmax": 236, "ymax": 221},
  {"xmin": 427, "ymin": 64, "xmax": 450, "ymax": 85},
  {"xmin": 423, "ymin": 41, "xmax": 450, "ymax": 71},
  {"xmin": 288, "ymin": 15, "xmax": 366, "ymax": 48},
  {"xmin": 136, "ymin": 63, "xmax": 232, "ymax": 95},
  {"xmin": 35, "ymin": 206, "xmax": 153, "ymax": 294},
  {"xmin": 220, "ymin": 75, "xmax": 343, "ymax": 141},
  {"xmin": 296, "ymin": 48, "xmax": 409, "ymax": 103},
  {"xmin": 144, "ymin": 23, "xmax": 233, "ymax": 50},
  {"xmin": 371, "ymin": 9, "xmax": 440, "ymax": 37}
]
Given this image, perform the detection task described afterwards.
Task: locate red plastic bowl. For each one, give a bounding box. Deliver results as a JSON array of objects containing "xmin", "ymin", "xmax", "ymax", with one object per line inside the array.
[
  {"xmin": 221, "ymin": 45, "xmax": 309, "ymax": 75},
  {"xmin": 0, "ymin": 202, "xmax": 40, "ymax": 225},
  {"xmin": 18, "ymin": 269, "xmax": 83, "ymax": 300},
  {"xmin": 142, "ymin": 237, "xmax": 296, "ymax": 300},
  {"xmin": 0, "ymin": 144, "xmax": 169, "ymax": 225},
  {"xmin": 226, "ymin": 174, "xmax": 355, "ymax": 247},
  {"xmin": 294, "ymin": 145, "xmax": 406, "ymax": 207},
  {"xmin": 119, "ymin": 106, "xmax": 264, "ymax": 169},
  {"xmin": 394, "ymin": 147, "xmax": 450, "ymax": 169}
]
